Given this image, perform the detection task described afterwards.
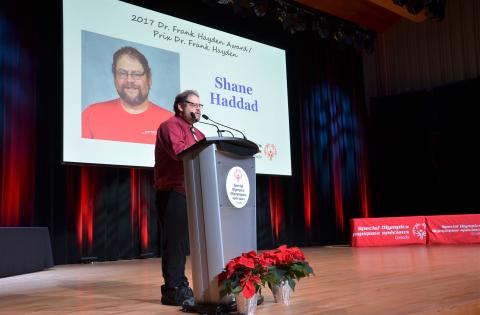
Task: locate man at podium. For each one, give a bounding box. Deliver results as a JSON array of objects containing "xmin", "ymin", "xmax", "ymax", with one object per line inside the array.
[{"xmin": 154, "ymin": 90, "xmax": 205, "ymax": 306}]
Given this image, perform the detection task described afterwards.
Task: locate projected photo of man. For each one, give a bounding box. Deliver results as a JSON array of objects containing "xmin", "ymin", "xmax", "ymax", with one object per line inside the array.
[{"xmin": 82, "ymin": 46, "xmax": 173, "ymax": 144}]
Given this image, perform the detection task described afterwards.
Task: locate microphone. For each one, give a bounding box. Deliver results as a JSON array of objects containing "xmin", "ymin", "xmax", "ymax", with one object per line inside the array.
[
  {"xmin": 198, "ymin": 121, "xmax": 229, "ymax": 137},
  {"xmin": 202, "ymin": 114, "xmax": 247, "ymax": 139},
  {"xmin": 191, "ymin": 112, "xmax": 234, "ymax": 137}
]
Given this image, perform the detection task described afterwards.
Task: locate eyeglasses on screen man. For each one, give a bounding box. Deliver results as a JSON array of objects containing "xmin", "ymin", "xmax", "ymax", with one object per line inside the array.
[{"xmin": 115, "ymin": 70, "xmax": 145, "ymax": 80}]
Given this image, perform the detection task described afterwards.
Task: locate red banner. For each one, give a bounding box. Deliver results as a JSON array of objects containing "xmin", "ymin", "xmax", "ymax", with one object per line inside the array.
[
  {"xmin": 426, "ymin": 214, "xmax": 480, "ymax": 245},
  {"xmin": 351, "ymin": 216, "xmax": 427, "ymax": 247}
]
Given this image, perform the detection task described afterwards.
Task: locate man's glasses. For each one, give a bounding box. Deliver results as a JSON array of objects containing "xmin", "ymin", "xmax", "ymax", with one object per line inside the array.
[
  {"xmin": 184, "ymin": 100, "xmax": 204, "ymax": 109},
  {"xmin": 116, "ymin": 70, "xmax": 145, "ymax": 80}
]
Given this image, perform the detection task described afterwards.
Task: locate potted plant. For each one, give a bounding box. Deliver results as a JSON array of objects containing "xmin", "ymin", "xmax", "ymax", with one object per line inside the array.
[
  {"xmin": 260, "ymin": 245, "xmax": 314, "ymax": 304},
  {"xmin": 218, "ymin": 251, "xmax": 267, "ymax": 314}
]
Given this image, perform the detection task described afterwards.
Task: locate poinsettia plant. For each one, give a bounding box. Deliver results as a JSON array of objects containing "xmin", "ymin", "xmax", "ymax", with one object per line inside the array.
[
  {"xmin": 218, "ymin": 251, "xmax": 268, "ymax": 299},
  {"xmin": 260, "ymin": 245, "xmax": 314, "ymax": 290}
]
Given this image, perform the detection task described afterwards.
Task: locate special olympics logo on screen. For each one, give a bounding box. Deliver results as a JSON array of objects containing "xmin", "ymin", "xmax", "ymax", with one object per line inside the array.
[
  {"xmin": 412, "ymin": 223, "xmax": 427, "ymax": 240},
  {"xmin": 264, "ymin": 144, "xmax": 277, "ymax": 161}
]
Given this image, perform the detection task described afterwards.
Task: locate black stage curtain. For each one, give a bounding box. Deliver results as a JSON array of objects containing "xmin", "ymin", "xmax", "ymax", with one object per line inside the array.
[
  {"xmin": 369, "ymin": 77, "xmax": 480, "ymax": 217},
  {"xmin": 3, "ymin": 0, "xmax": 369, "ymax": 264}
]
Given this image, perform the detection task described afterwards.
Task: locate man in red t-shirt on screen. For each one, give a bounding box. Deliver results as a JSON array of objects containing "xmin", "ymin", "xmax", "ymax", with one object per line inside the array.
[{"xmin": 82, "ymin": 46, "xmax": 172, "ymax": 144}]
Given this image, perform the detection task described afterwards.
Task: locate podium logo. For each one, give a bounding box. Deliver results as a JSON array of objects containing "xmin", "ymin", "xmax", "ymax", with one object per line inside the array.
[
  {"xmin": 234, "ymin": 168, "xmax": 242, "ymax": 182},
  {"xmin": 412, "ymin": 223, "xmax": 427, "ymax": 240},
  {"xmin": 264, "ymin": 143, "xmax": 277, "ymax": 161},
  {"xmin": 226, "ymin": 166, "xmax": 250, "ymax": 208}
]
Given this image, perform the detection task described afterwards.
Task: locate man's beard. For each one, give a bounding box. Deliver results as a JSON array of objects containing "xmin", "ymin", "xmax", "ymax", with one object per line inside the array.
[{"xmin": 117, "ymin": 83, "xmax": 148, "ymax": 106}]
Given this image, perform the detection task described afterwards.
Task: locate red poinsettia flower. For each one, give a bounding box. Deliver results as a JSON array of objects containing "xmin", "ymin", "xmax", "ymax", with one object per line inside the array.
[
  {"xmin": 259, "ymin": 245, "xmax": 314, "ymax": 291},
  {"xmin": 240, "ymin": 273, "xmax": 262, "ymax": 298},
  {"xmin": 288, "ymin": 246, "xmax": 306, "ymax": 261},
  {"xmin": 225, "ymin": 254, "xmax": 256, "ymax": 278},
  {"xmin": 218, "ymin": 246, "xmax": 313, "ymax": 299},
  {"xmin": 258, "ymin": 251, "xmax": 276, "ymax": 265},
  {"xmin": 218, "ymin": 251, "xmax": 268, "ymax": 299}
]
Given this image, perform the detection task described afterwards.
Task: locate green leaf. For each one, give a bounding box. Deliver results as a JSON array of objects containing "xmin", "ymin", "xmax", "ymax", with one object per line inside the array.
[
  {"xmin": 305, "ymin": 263, "xmax": 314, "ymax": 275},
  {"xmin": 287, "ymin": 277, "xmax": 296, "ymax": 290},
  {"xmin": 273, "ymin": 268, "xmax": 287, "ymax": 279},
  {"xmin": 219, "ymin": 288, "xmax": 228, "ymax": 298},
  {"xmin": 232, "ymin": 285, "xmax": 243, "ymax": 294}
]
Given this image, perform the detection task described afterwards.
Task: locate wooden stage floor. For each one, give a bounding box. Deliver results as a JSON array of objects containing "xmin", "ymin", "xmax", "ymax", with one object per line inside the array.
[{"xmin": 0, "ymin": 245, "xmax": 479, "ymax": 314}]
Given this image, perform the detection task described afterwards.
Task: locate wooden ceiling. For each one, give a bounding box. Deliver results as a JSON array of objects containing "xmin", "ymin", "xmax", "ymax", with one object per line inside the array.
[{"xmin": 295, "ymin": 0, "xmax": 427, "ymax": 32}]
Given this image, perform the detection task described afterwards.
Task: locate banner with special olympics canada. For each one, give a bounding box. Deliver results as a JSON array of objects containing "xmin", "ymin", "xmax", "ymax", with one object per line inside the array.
[
  {"xmin": 426, "ymin": 214, "xmax": 480, "ymax": 245},
  {"xmin": 351, "ymin": 216, "xmax": 427, "ymax": 247}
]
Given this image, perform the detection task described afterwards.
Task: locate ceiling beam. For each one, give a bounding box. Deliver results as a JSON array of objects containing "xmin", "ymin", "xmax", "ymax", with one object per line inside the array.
[
  {"xmin": 368, "ymin": 0, "xmax": 426, "ymax": 22},
  {"xmin": 294, "ymin": 0, "xmax": 426, "ymax": 32}
]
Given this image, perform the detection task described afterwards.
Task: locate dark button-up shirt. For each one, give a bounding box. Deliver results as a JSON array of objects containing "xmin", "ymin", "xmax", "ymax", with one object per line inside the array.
[{"xmin": 154, "ymin": 115, "xmax": 205, "ymax": 193}]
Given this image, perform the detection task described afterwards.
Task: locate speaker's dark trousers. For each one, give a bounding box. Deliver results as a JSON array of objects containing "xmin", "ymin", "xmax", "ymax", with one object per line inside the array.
[{"xmin": 156, "ymin": 190, "xmax": 190, "ymax": 288}]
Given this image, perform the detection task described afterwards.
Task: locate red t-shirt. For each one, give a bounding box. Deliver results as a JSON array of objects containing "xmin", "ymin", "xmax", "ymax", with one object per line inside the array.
[
  {"xmin": 82, "ymin": 98, "xmax": 173, "ymax": 144},
  {"xmin": 154, "ymin": 115, "xmax": 205, "ymax": 193}
]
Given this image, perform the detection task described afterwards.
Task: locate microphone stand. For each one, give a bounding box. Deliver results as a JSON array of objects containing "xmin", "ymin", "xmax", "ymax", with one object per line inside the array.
[
  {"xmin": 198, "ymin": 121, "xmax": 233, "ymax": 137},
  {"xmin": 219, "ymin": 129, "xmax": 235, "ymax": 137},
  {"xmin": 202, "ymin": 114, "xmax": 247, "ymax": 139}
]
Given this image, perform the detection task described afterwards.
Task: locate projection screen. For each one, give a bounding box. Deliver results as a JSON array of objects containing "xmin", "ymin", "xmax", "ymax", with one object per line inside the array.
[{"xmin": 63, "ymin": 0, "xmax": 291, "ymax": 175}]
